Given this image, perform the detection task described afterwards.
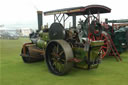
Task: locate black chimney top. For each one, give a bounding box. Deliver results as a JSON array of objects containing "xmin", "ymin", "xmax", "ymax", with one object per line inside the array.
[{"xmin": 37, "ymin": 11, "xmax": 43, "ymax": 31}]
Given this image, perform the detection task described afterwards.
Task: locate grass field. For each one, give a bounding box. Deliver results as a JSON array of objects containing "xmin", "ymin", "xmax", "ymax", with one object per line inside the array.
[{"xmin": 0, "ymin": 38, "xmax": 128, "ymax": 85}]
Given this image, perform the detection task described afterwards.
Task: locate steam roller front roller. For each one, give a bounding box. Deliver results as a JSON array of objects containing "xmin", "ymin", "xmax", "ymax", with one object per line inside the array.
[
  {"xmin": 21, "ymin": 44, "xmax": 44, "ymax": 63},
  {"xmin": 45, "ymin": 40, "xmax": 73, "ymax": 76}
]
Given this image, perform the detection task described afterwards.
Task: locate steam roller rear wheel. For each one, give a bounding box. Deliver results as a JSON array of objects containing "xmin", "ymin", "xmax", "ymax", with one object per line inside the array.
[
  {"xmin": 46, "ymin": 40, "xmax": 73, "ymax": 76},
  {"xmin": 88, "ymin": 31, "xmax": 111, "ymax": 58},
  {"xmin": 21, "ymin": 46, "xmax": 43, "ymax": 63}
]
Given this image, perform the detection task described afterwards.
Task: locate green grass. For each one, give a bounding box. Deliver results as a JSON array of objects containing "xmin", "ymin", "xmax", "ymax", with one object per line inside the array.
[{"xmin": 0, "ymin": 38, "xmax": 128, "ymax": 85}]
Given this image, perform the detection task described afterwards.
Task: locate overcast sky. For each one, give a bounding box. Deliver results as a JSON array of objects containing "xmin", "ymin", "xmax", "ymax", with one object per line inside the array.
[{"xmin": 0, "ymin": 0, "xmax": 128, "ymax": 27}]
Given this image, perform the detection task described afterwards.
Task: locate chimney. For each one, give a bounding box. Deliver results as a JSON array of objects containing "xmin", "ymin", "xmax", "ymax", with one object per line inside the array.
[
  {"xmin": 37, "ymin": 11, "xmax": 43, "ymax": 31},
  {"xmin": 72, "ymin": 15, "xmax": 76, "ymax": 28}
]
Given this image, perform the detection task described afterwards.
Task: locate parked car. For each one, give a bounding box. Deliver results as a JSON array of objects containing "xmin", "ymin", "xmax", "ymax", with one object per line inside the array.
[{"xmin": 0, "ymin": 31, "xmax": 19, "ymax": 40}]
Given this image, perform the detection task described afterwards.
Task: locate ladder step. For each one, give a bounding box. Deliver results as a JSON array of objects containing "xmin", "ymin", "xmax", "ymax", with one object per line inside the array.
[{"xmin": 107, "ymin": 34, "xmax": 122, "ymax": 61}]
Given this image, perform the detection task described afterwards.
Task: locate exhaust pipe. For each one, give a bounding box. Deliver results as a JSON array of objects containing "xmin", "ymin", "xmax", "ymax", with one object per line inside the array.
[
  {"xmin": 72, "ymin": 15, "xmax": 76, "ymax": 28},
  {"xmin": 37, "ymin": 11, "xmax": 43, "ymax": 31}
]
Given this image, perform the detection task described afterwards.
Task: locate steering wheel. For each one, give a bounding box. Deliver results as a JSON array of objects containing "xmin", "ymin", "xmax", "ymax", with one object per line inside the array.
[{"xmin": 90, "ymin": 20, "xmax": 102, "ymax": 36}]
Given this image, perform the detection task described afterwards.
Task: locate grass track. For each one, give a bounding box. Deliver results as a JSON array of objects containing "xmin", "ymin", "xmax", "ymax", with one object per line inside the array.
[{"xmin": 0, "ymin": 38, "xmax": 128, "ymax": 85}]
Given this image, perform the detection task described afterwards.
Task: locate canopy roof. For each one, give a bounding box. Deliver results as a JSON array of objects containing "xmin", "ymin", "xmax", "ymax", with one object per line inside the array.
[{"xmin": 44, "ymin": 5, "xmax": 111, "ymax": 16}]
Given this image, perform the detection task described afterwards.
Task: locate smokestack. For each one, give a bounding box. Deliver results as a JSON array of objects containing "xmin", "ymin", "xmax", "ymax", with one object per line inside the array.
[
  {"xmin": 72, "ymin": 15, "xmax": 76, "ymax": 28},
  {"xmin": 37, "ymin": 11, "xmax": 43, "ymax": 30}
]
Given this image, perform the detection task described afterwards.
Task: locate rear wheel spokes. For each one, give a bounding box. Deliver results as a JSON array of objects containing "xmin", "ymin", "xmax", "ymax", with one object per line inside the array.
[
  {"xmin": 59, "ymin": 51, "xmax": 64, "ymax": 56},
  {"xmin": 55, "ymin": 61, "xmax": 65, "ymax": 72},
  {"xmin": 50, "ymin": 43, "xmax": 66, "ymax": 72},
  {"xmin": 56, "ymin": 44, "xmax": 59, "ymax": 54},
  {"xmin": 52, "ymin": 43, "xmax": 60, "ymax": 53},
  {"xmin": 52, "ymin": 57, "xmax": 65, "ymax": 72},
  {"xmin": 53, "ymin": 57, "xmax": 65, "ymax": 72}
]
